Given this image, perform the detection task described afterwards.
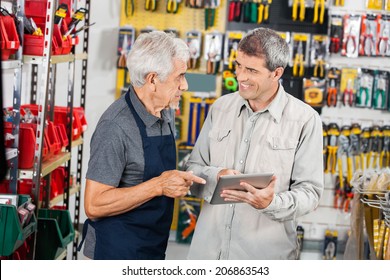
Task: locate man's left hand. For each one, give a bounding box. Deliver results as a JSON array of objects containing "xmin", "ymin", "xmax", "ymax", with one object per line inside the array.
[{"xmin": 220, "ymin": 176, "xmax": 276, "ymax": 209}]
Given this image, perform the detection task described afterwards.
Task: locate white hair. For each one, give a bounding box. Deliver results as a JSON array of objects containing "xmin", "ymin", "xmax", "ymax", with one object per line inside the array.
[{"xmin": 127, "ymin": 31, "xmax": 190, "ymax": 87}]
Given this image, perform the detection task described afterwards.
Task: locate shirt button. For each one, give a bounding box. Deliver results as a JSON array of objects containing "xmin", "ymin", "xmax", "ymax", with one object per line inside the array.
[
  {"xmin": 230, "ymin": 204, "xmax": 233, "ymax": 207},
  {"xmin": 244, "ymin": 139, "xmax": 248, "ymax": 143},
  {"xmin": 239, "ymin": 160, "xmax": 243, "ymax": 164},
  {"xmin": 273, "ymin": 145, "xmax": 277, "ymax": 148}
]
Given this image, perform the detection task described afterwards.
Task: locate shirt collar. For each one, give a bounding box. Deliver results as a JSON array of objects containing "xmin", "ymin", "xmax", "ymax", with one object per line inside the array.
[
  {"xmin": 236, "ymin": 83, "xmax": 287, "ymax": 124},
  {"xmin": 128, "ymin": 86, "xmax": 172, "ymax": 128}
]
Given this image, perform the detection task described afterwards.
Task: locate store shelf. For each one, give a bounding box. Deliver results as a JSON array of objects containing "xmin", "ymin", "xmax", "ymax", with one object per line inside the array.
[
  {"xmin": 1, "ymin": 60, "xmax": 22, "ymax": 70},
  {"xmin": 48, "ymin": 183, "xmax": 81, "ymax": 208},
  {"xmin": 19, "ymin": 152, "xmax": 71, "ymax": 179},
  {"xmin": 71, "ymin": 137, "xmax": 84, "ymax": 148},
  {"xmin": 5, "ymin": 148, "xmax": 18, "ymax": 160},
  {"xmin": 23, "ymin": 54, "xmax": 75, "ymax": 65},
  {"xmin": 75, "ymin": 52, "xmax": 88, "ymax": 60}
]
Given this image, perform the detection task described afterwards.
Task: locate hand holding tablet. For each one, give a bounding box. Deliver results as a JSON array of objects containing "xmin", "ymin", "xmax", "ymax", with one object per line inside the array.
[{"xmin": 210, "ymin": 173, "xmax": 274, "ymax": 205}]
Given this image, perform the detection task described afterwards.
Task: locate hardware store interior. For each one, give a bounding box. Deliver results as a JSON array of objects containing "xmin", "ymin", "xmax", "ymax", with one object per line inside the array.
[{"xmin": 1, "ymin": 0, "xmax": 390, "ymax": 260}]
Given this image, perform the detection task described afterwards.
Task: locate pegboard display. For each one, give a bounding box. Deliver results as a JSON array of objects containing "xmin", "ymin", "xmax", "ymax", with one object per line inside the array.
[
  {"xmin": 116, "ymin": 0, "xmax": 228, "ymax": 98},
  {"xmin": 119, "ymin": 0, "xmax": 227, "ymax": 37}
]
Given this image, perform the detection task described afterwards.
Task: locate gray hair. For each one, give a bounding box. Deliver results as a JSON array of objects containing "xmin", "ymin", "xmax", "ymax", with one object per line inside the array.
[
  {"xmin": 127, "ymin": 31, "xmax": 190, "ymax": 87},
  {"xmin": 238, "ymin": 28, "xmax": 289, "ymax": 72}
]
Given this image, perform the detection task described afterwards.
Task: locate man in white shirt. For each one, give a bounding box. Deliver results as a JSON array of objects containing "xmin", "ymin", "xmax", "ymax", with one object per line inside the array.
[{"xmin": 186, "ymin": 27, "xmax": 324, "ymax": 259}]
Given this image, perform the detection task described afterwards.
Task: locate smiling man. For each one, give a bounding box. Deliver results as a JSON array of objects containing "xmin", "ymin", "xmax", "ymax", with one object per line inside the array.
[
  {"xmin": 79, "ymin": 31, "xmax": 205, "ymax": 260},
  {"xmin": 186, "ymin": 28, "xmax": 324, "ymax": 260}
]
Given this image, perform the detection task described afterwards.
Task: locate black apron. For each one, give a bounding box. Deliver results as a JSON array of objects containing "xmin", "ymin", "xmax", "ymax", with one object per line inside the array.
[{"xmin": 79, "ymin": 89, "xmax": 176, "ymax": 259}]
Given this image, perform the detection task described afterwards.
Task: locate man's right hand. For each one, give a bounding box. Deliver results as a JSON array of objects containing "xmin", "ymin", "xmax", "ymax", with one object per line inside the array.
[{"xmin": 158, "ymin": 170, "xmax": 206, "ymax": 198}]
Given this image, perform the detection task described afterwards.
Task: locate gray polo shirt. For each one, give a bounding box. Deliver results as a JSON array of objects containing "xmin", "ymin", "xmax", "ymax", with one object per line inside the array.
[{"xmin": 83, "ymin": 87, "xmax": 175, "ymax": 258}]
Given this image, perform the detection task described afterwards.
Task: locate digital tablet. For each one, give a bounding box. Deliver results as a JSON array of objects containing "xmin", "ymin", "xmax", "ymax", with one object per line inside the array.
[{"xmin": 210, "ymin": 173, "xmax": 274, "ymax": 205}]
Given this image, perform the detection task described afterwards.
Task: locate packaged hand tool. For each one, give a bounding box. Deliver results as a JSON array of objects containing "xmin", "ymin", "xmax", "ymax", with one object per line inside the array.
[
  {"xmin": 326, "ymin": 68, "xmax": 341, "ymax": 107},
  {"xmin": 378, "ymin": 15, "xmax": 390, "ymax": 57},
  {"xmin": 329, "ymin": 15, "xmax": 343, "ymax": 54},
  {"xmin": 204, "ymin": 32, "xmax": 223, "ymax": 75},
  {"xmin": 323, "ymin": 230, "xmax": 338, "ymax": 260},
  {"xmin": 303, "ymin": 77, "xmax": 325, "ymax": 108},
  {"xmin": 310, "ymin": 35, "xmax": 327, "ymax": 78},
  {"xmin": 372, "ymin": 71, "xmax": 389, "ymax": 110},
  {"xmin": 340, "ymin": 68, "xmax": 358, "ymax": 107},
  {"xmin": 356, "ymin": 69, "xmax": 374, "ymax": 108},
  {"xmin": 359, "ymin": 14, "xmax": 380, "ymax": 57},
  {"xmin": 291, "ymin": 33, "xmax": 310, "ymax": 77},
  {"xmin": 341, "ymin": 14, "xmax": 361, "ymax": 58},
  {"xmin": 186, "ymin": 30, "xmax": 202, "ymax": 70}
]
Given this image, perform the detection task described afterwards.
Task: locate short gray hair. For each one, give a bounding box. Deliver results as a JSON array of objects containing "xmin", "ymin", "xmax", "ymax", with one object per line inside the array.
[
  {"xmin": 127, "ymin": 31, "xmax": 190, "ymax": 87},
  {"xmin": 238, "ymin": 28, "xmax": 289, "ymax": 72}
]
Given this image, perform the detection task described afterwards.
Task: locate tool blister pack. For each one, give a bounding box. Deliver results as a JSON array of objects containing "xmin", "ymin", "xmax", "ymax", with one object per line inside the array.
[
  {"xmin": 378, "ymin": 14, "xmax": 390, "ymax": 57},
  {"xmin": 329, "ymin": 15, "xmax": 343, "ymax": 54},
  {"xmin": 359, "ymin": 14, "xmax": 380, "ymax": 57},
  {"xmin": 373, "ymin": 70, "xmax": 389, "ymax": 110},
  {"xmin": 291, "ymin": 33, "xmax": 311, "ymax": 77},
  {"xmin": 326, "ymin": 67, "xmax": 341, "ymax": 107},
  {"xmin": 340, "ymin": 68, "xmax": 358, "ymax": 107},
  {"xmin": 341, "ymin": 14, "xmax": 361, "ymax": 58},
  {"xmin": 186, "ymin": 30, "xmax": 202, "ymax": 70},
  {"xmin": 117, "ymin": 26, "xmax": 135, "ymax": 69},
  {"xmin": 356, "ymin": 68, "xmax": 375, "ymax": 108},
  {"xmin": 204, "ymin": 31, "xmax": 224, "ymax": 75},
  {"xmin": 303, "ymin": 77, "xmax": 326, "ymax": 107},
  {"xmin": 310, "ymin": 35, "xmax": 328, "ymax": 78}
]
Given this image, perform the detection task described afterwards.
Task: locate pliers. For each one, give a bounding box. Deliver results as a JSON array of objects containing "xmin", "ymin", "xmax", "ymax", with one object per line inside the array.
[
  {"xmin": 362, "ymin": 23, "xmax": 375, "ymax": 56},
  {"xmin": 314, "ymin": 58, "xmax": 325, "ymax": 78},
  {"xmin": 258, "ymin": 0, "xmax": 271, "ymax": 24},
  {"xmin": 293, "ymin": 41, "xmax": 304, "ymax": 77},
  {"xmin": 292, "ymin": 0, "xmax": 305, "ymax": 22},
  {"xmin": 145, "ymin": 0, "xmax": 157, "ymax": 11},
  {"xmin": 373, "ymin": 78, "xmax": 387, "ymax": 109},
  {"xmin": 326, "ymin": 123, "xmax": 340, "ymax": 174},
  {"xmin": 166, "ymin": 0, "xmax": 179, "ymax": 13},
  {"xmin": 343, "ymin": 79, "xmax": 354, "ymax": 106},
  {"xmin": 378, "ymin": 26, "xmax": 389, "ymax": 56},
  {"xmin": 367, "ymin": 126, "xmax": 381, "ymax": 169},
  {"xmin": 313, "ymin": 0, "xmax": 325, "ymax": 24},
  {"xmin": 207, "ymin": 36, "xmax": 218, "ymax": 75},
  {"xmin": 125, "ymin": 0, "xmax": 134, "ymax": 17},
  {"xmin": 327, "ymin": 79, "xmax": 338, "ymax": 107},
  {"xmin": 357, "ymin": 74, "xmax": 371, "ymax": 106},
  {"xmin": 345, "ymin": 28, "xmax": 357, "ymax": 56},
  {"xmin": 361, "ymin": 128, "xmax": 371, "ymax": 171}
]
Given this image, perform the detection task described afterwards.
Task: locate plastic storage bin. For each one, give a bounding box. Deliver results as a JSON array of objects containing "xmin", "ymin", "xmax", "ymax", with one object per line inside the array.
[
  {"xmin": 0, "ymin": 195, "xmax": 37, "ymax": 257},
  {"xmin": 0, "ymin": 15, "xmax": 20, "ymax": 60},
  {"xmin": 35, "ymin": 209, "xmax": 74, "ymax": 259}
]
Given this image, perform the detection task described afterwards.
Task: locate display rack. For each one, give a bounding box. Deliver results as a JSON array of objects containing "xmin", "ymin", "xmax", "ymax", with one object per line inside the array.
[{"xmin": 1, "ymin": 0, "xmax": 89, "ymax": 259}]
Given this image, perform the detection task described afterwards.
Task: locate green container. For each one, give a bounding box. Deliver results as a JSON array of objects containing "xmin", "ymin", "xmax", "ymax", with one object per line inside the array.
[
  {"xmin": 0, "ymin": 194, "xmax": 37, "ymax": 257},
  {"xmin": 35, "ymin": 209, "xmax": 74, "ymax": 260}
]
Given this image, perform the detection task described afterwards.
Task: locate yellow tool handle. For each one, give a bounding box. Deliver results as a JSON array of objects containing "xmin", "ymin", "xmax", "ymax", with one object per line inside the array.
[
  {"xmin": 264, "ymin": 5, "xmax": 269, "ymax": 20},
  {"xmin": 258, "ymin": 4, "xmax": 264, "ymax": 23},
  {"xmin": 361, "ymin": 154, "xmax": 366, "ymax": 170},
  {"xmin": 355, "ymin": 155, "xmax": 361, "ymax": 171},
  {"xmin": 299, "ymin": 55, "xmax": 304, "ymax": 77},
  {"xmin": 338, "ymin": 157, "xmax": 344, "ymax": 189},
  {"xmin": 313, "ymin": 0, "xmax": 318, "ymax": 23},
  {"xmin": 366, "ymin": 152, "xmax": 371, "ymax": 169},
  {"xmin": 319, "ymin": 0, "xmax": 325, "ymax": 24},
  {"xmin": 292, "ymin": 1, "xmax": 298, "ymax": 20},
  {"xmin": 347, "ymin": 157, "xmax": 353, "ymax": 184},
  {"xmin": 372, "ymin": 152, "xmax": 378, "ymax": 169},
  {"xmin": 299, "ymin": 0, "xmax": 305, "ymax": 21},
  {"xmin": 380, "ymin": 151, "xmax": 385, "ymax": 169},
  {"xmin": 293, "ymin": 58, "xmax": 298, "ymax": 76}
]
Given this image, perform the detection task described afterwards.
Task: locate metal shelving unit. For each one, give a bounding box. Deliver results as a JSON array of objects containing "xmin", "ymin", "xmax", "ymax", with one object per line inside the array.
[{"xmin": 1, "ymin": 0, "xmax": 89, "ymax": 259}]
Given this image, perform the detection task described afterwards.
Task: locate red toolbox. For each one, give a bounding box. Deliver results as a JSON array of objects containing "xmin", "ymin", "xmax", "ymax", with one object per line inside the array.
[{"xmin": 0, "ymin": 15, "xmax": 20, "ymax": 60}]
